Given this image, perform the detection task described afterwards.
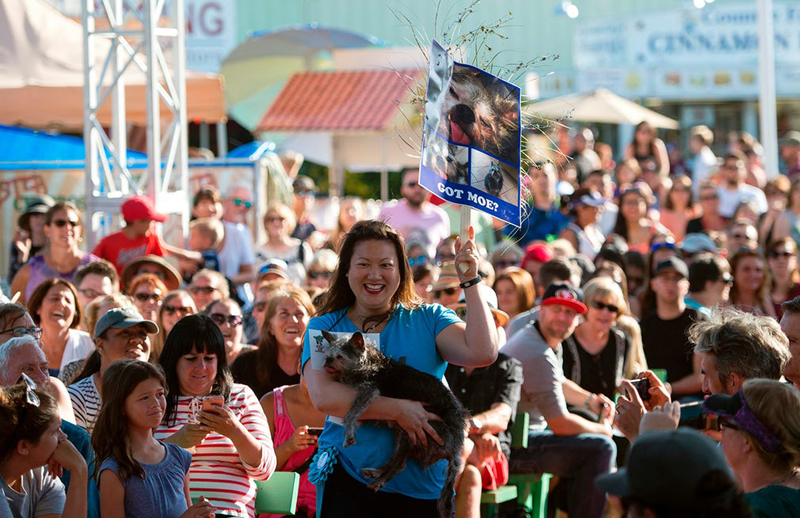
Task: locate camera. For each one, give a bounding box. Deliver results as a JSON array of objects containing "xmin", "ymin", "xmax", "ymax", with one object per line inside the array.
[{"xmin": 678, "ymin": 401, "xmax": 718, "ymax": 432}]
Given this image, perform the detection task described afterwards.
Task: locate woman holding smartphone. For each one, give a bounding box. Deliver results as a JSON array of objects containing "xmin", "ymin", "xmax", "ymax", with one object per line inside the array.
[{"xmin": 155, "ymin": 315, "xmax": 276, "ymax": 518}]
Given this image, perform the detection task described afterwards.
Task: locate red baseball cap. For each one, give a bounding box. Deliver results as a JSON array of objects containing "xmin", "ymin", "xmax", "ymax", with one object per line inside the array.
[
  {"xmin": 541, "ymin": 282, "xmax": 587, "ymax": 314},
  {"xmin": 121, "ymin": 195, "xmax": 167, "ymax": 223}
]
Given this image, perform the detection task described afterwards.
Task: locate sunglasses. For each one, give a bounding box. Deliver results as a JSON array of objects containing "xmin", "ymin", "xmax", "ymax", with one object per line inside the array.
[
  {"xmin": 308, "ymin": 270, "xmax": 333, "ymax": 280},
  {"xmin": 650, "ymin": 242, "xmax": 676, "ymax": 252},
  {"xmin": 19, "ymin": 373, "xmax": 40, "ymax": 408},
  {"xmin": 51, "ymin": 218, "xmax": 80, "ymax": 228},
  {"xmin": 190, "ymin": 286, "xmax": 218, "ymax": 295},
  {"xmin": 0, "ymin": 326, "xmax": 43, "ymax": 339},
  {"xmin": 233, "ymin": 198, "xmax": 253, "ymax": 208},
  {"xmin": 408, "ymin": 255, "xmax": 429, "ymax": 267},
  {"xmin": 295, "ymin": 190, "xmax": 316, "ymax": 198},
  {"xmin": 720, "ymin": 274, "xmax": 734, "ymax": 285},
  {"xmin": 591, "ymin": 301, "xmax": 620, "ymax": 314},
  {"xmin": 769, "ymin": 251, "xmax": 795, "ymax": 259},
  {"xmin": 433, "ymin": 287, "xmax": 459, "ymax": 298},
  {"xmin": 134, "ymin": 293, "xmax": 162, "ymax": 303},
  {"xmin": 163, "ymin": 305, "xmax": 193, "ymax": 316},
  {"xmin": 210, "ymin": 313, "xmax": 243, "ymax": 327}
]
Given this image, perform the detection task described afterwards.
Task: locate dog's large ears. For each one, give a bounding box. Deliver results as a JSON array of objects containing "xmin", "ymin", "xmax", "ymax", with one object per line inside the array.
[
  {"xmin": 321, "ymin": 330, "xmax": 336, "ymax": 344},
  {"xmin": 351, "ymin": 332, "xmax": 366, "ymax": 351}
]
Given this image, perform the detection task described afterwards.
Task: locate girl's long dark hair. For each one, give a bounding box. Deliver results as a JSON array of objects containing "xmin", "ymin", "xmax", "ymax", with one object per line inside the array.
[
  {"xmin": 315, "ymin": 219, "xmax": 422, "ymax": 316},
  {"xmin": 91, "ymin": 359, "xmax": 166, "ymax": 482},
  {"xmin": 158, "ymin": 314, "xmax": 232, "ymax": 426},
  {"xmin": 256, "ymin": 286, "xmax": 314, "ymax": 388}
]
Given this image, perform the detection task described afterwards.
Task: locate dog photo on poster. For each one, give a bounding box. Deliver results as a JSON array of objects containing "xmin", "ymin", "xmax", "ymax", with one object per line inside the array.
[{"xmin": 420, "ymin": 40, "xmax": 521, "ymax": 227}]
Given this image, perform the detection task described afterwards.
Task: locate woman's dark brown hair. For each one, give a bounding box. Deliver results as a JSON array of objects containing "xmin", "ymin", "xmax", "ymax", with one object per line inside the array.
[
  {"xmin": 27, "ymin": 279, "xmax": 82, "ymax": 330},
  {"xmin": 315, "ymin": 219, "xmax": 422, "ymax": 316},
  {"xmin": 0, "ymin": 385, "xmax": 58, "ymax": 463},
  {"xmin": 255, "ymin": 286, "xmax": 314, "ymax": 389}
]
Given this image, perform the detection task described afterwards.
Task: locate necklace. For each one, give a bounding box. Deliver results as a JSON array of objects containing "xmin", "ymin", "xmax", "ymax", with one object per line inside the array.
[
  {"xmin": 769, "ymin": 470, "xmax": 797, "ymax": 488},
  {"xmin": 360, "ymin": 311, "xmax": 391, "ymax": 334}
]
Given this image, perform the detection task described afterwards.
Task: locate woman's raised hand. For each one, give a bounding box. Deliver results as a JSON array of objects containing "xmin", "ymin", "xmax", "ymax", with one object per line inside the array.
[{"xmin": 454, "ymin": 226, "xmax": 479, "ymax": 281}]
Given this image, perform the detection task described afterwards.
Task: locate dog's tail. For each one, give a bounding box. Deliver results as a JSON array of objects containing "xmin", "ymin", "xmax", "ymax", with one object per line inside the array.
[{"xmin": 439, "ymin": 453, "xmax": 462, "ymax": 518}]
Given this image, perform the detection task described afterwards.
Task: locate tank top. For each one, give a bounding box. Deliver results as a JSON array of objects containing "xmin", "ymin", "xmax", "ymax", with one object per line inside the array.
[
  {"xmin": 270, "ymin": 386, "xmax": 316, "ymax": 518},
  {"xmin": 25, "ymin": 253, "xmax": 99, "ymax": 300}
]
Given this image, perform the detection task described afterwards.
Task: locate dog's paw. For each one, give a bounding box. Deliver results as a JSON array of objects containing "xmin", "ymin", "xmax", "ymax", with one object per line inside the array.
[{"xmin": 361, "ymin": 467, "xmax": 382, "ymax": 480}]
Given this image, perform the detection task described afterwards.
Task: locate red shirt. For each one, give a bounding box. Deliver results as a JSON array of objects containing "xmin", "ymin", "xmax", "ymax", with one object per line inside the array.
[{"xmin": 92, "ymin": 230, "xmax": 164, "ymax": 274}]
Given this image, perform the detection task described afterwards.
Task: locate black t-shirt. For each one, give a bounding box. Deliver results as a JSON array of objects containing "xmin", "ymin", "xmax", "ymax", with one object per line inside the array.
[
  {"xmin": 640, "ymin": 308, "xmax": 701, "ymax": 383},
  {"xmin": 230, "ymin": 349, "xmax": 300, "ymax": 399},
  {"xmin": 562, "ymin": 328, "xmax": 628, "ymax": 400},
  {"xmin": 444, "ymin": 353, "xmax": 523, "ymax": 458}
]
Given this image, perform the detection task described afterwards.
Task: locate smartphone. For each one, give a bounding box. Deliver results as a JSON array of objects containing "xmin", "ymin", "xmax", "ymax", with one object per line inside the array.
[
  {"xmin": 307, "ymin": 427, "xmax": 324, "ymax": 437},
  {"xmin": 678, "ymin": 401, "xmax": 718, "ymax": 432},
  {"xmin": 202, "ymin": 395, "xmax": 224, "ymax": 412},
  {"xmin": 628, "ymin": 378, "xmax": 651, "ymax": 402}
]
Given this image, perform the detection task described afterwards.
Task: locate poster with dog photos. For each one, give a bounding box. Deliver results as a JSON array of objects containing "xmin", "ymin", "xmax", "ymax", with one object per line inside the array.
[{"xmin": 420, "ymin": 40, "xmax": 521, "ymax": 227}]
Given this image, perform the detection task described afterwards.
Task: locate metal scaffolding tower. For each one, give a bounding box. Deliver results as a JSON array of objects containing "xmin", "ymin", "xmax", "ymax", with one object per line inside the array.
[{"xmin": 82, "ymin": 0, "xmax": 188, "ymax": 250}]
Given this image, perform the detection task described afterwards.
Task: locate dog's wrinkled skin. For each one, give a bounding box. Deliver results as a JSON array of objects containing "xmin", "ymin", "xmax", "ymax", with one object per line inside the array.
[{"xmin": 322, "ymin": 331, "xmax": 467, "ymax": 518}]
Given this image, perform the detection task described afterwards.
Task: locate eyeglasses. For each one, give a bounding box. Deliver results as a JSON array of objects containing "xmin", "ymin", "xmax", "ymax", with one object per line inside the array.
[
  {"xmin": 408, "ymin": 255, "xmax": 429, "ymax": 267},
  {"xmin": 308, "ymin": 270, "xmax": 333, "ymax": 280},
  {"xmin": 254, "ymin": 301, "xmax": 268, "ymax": 312},
  {"xmin": 433, "ymin": 287, "xmax": 459, "ymax": 299},
  {"xmin": 78, "ymin": 288, "xmax": 104, "ymax": 299},
  {"xmin": 51, "ymin": 218, "xmax": 80, "ymax": 228},
  {"xmin": 233, "ymin": 198, "xmax": 253, "ymax": 208},
  {"xmin": 266, "ymin": 216, "xmax": 285, "ymax": 223},
  {"xmin": 295, "ymin": 190, "xmax": 316, "ymax": 198},
  {"xmin": 769, "ymin": 251, "xmax": 795, "ymax": 259},
  {"xmin": 591, "ymin": 301, "xmax": 620, "ymax": 314},
  {"xmin": 163, "ymin": 305, "xmax": 193, "ymax": 316},
  {"xmin": 18, "ymin": 373, "xmax": 40, "ymax": 408},
  {"xmin": 190, "ymin": 286, "xmax": 218, "ymax": 295},
  {"xmin": 0, "ymin": 326, "xmax": 43, "ymax": 339},
  {"xmin": 650, "ymin": 242, "xmax": 676, "ymax": 252},
  {"xmin": 134, "ymin": 293, "xmax": 162, "ymax": 303},
  {"xmin": 210, "ymin": 313, "xmax": 243, "ymax": 327}
]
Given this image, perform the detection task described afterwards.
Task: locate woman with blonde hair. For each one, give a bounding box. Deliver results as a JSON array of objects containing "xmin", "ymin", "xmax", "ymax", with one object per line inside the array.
[
  {"xmin": 492, "ymin": 267, "xmax": 534, "ymax": 329},
  {"xmin": 255, "ymin": 203, "xmax": 313, "ymax": 285},
  {"xmin": 703, "ymin": 379, "xmax": 800, "ymax": 517},
  {"xmin": 231, "ymin": 285, "xmax": 314, "ymax": 398},
  {"xmin": 562, "ymin": 277, "xmax": 641, "ymax": 401}
]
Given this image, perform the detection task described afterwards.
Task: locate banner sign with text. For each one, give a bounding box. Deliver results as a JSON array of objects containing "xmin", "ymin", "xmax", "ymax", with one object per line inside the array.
[{"xmin": 420, "ymin": 40, "xmax": 521, "ymax": 227}]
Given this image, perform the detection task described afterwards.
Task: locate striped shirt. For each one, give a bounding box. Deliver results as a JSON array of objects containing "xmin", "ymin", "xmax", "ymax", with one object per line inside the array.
[
  {"xmin": 154, "ymin": 384, "xmax": 276, "ymax": 518},
  {"xmin": 67, "ymin": 375, "xmax": 101, "ymax": 435}
]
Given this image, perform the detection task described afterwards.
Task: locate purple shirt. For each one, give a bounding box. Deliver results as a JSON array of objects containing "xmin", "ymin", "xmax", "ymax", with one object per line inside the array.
[{"xmin": 25, "ymin": 253, "xmax": 100, "ymax": 300}]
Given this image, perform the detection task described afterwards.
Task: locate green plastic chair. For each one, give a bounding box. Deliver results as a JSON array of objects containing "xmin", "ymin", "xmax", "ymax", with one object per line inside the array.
[
  {"xmin": 254, "ymin": 472, "xmax": 300, "ymax": 515},
  {"xmin": 507, "ymin": 413, "xmax": 552, "ymax": 518}
]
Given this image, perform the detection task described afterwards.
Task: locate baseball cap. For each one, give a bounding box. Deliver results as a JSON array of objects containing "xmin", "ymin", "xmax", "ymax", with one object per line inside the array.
[
  {"xmin": 18, "ymin": 194, "xmax": 56, "ymax": 232},
  {"xmin": 258, "ymin": 259, "xmax": 289, "ymax": 280},
  {"xmin": 522, "ymin": 243, "xmax": 555, "ymax": 266},
  {"xmin": 654, "ymin": 257, "xmax": 689, "ymax": 279},
  {"xmin": 569, "ymin": 189, "xmax": 606, "ymax": 209},
  {"xmin": 541, "ymin": 282, "xmax": 587, "ymax": 314},
  {"xmin": 703, "ymin": 389, "xmax": 783, "ymax": 454},
  {"xmin": 596, "ymin": 429, "xmax": 735, "ymax": 510},
  {"xmin": 779, "ymin": 130, "xmax": 800, "ymax": 148},
  {"xmin": 448, "ymin": 284, "xmax": 509, "ymax": 327},
  {"xmin": 122, "ymin": 195, "xmax": 168, "ymax": 223},
  {"xmin": 293, "ymin": 175, "xmax": 316, "ymax": 194},
  {"xmin": 94, "ymin": 307, "xmax": 158, "ymax": 341},
  {"xmin": 681, "ymin": 233, "xmax": 717, "ymax": 255}
]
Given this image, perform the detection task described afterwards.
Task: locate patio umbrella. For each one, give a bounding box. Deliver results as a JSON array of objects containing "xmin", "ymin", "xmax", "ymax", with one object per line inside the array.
[
  {"xmin": 524, "ymin": 88, "xmax": 679, "ymax": 129},
  {"xmin": 220, "ymin": 24, "xmax": 383, "ymax": 130}
]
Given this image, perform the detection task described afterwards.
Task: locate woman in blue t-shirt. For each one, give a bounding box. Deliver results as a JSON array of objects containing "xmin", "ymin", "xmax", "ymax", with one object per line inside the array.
[{"xmin": 302, "ymin": 219, "xmax": 498, "ymax": 517}]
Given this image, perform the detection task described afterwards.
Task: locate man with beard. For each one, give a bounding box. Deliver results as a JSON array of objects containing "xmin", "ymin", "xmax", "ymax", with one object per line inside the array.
[
  {"xmin": 379, "ymin": 168, "xmax": 450, "ymax": 258},
  {"xmin": 717, "ymin": 151, "xmax": 767, "ymax": 218},
  {"xmin": 503, "ymin": 283, "xmax": 616, "ymax": 518}
]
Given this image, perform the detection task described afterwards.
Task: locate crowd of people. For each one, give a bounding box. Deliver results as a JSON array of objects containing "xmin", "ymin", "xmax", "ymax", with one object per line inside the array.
[{"xmin": 2, "ymin": 125, "xmax": 800, "ymax": 518}]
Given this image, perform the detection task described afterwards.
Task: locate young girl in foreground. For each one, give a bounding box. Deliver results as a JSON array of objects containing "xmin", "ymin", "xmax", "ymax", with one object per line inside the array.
[{"xmin": 92, "ymin": 359, "xmax": 215, "ymax": 518}]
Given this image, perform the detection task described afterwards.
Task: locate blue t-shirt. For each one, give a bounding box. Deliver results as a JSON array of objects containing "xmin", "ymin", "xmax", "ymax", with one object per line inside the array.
[
  {"xmin": 302, "ymin": 303, "xmax": 461, "ymax": 500},
  {"xmin": 99, "ymin": 442, "xmax": 191, "ymax": 518}
]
